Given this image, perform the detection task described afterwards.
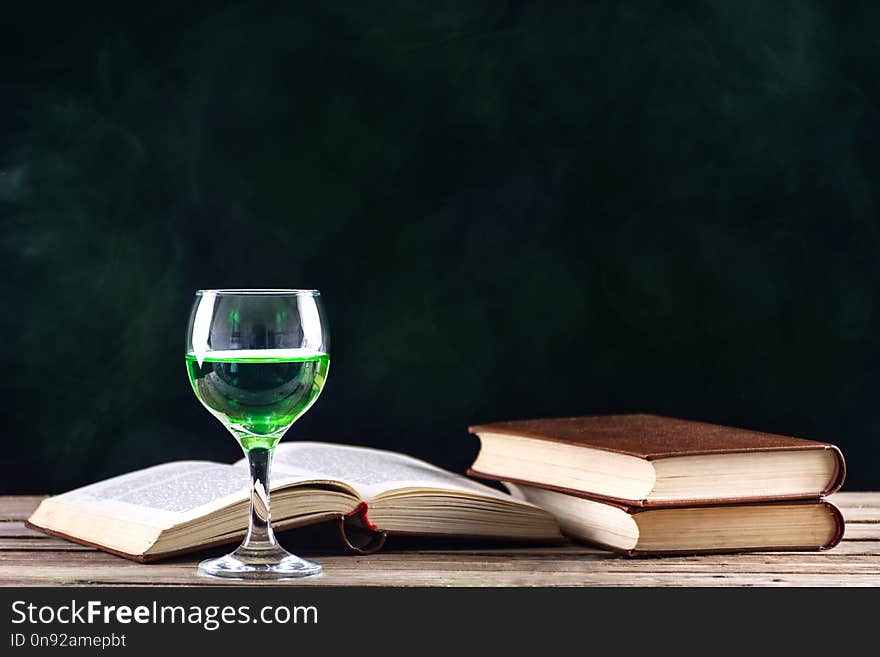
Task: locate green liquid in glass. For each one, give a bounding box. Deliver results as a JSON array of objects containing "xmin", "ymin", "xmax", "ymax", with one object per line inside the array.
[{"xmin": 186, "ymin": 350, "xmax": 330, "ymax": 451}]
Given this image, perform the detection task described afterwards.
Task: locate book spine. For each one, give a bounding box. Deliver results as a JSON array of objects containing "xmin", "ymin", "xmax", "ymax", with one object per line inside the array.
[
  {"xmin": 820, "ymin": 500, "xmax": 846, "ymax": 550},
  {"xmin": 822, "ymin": 446, "xmax": 847, "ymax": 496}
]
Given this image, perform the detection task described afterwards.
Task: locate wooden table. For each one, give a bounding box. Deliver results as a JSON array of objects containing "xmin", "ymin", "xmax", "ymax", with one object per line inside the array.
[{"xmin": 2, "ymin": 493, "xmax": 878, "ymax": 586}]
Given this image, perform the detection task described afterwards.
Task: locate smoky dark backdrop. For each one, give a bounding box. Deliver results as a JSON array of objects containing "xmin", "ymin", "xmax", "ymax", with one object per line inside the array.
[{"xmin": 3, "ymin": 1, "xmax": 879, "ymax": 493}]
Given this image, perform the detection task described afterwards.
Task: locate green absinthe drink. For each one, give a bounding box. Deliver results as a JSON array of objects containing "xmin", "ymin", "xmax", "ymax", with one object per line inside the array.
[{"xmin": 186, "ymin": 348, "xmax": 330, "ymax": 451}]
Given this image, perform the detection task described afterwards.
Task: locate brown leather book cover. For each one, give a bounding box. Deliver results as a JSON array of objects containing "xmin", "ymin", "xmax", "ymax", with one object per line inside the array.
[{"xmin": 469, "ymin": 414, "xmax": 846, "ymax": 505}]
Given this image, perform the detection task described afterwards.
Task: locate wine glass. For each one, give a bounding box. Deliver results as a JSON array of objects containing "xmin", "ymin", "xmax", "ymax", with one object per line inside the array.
[{"xmin": 185, "ymin": 289, "xmax": 329, "ymax": 579}]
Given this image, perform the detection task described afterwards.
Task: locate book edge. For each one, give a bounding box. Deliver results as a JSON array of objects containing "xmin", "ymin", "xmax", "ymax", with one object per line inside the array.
[
  {"xmin": 25, "ymin": 512, "xmax": 362, "ymax": 562},
  {"xmin": 560, "ymin": 500, "xmax": 845, "ymax": 556},
  {"xmin": 822, "ymin": 445, "xmax": 847, "ymax": 496}
]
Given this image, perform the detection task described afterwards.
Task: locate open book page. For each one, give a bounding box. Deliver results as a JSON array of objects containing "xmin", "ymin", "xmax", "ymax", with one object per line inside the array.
[
  {"xmin": 48, "ymin": 460, "xmax": 355, "ymax": 529},
  {"xmin": 47, "ymin": 461, "xmax": 251, "ymax": 529},
  {"xmin": 263, "ymin": 442, "xmax": 533, "ymax": 503}
]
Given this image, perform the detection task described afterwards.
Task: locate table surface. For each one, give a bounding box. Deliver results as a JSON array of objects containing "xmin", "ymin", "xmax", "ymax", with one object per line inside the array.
[{"xmin": 2, "ymin": 493, "xmax": 878, "ymax": 587}]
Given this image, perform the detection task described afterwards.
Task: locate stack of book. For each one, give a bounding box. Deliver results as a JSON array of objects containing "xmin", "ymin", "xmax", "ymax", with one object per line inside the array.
[{"xmin": 468, "ymin": 414, "xmax": 846, "ymax": 555}]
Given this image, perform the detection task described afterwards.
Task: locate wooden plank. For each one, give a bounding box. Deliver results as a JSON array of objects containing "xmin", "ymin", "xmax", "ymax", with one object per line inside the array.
[
  {"xmin": 797, "ymin": 540, "xmax": 880, "ymax": 555},
  {"xmin": 1, "ymin": 548, "xmax": 878, "ymax": 585},
  {"xmin": 0, "ymin": 559, "xmax": 877, "ymax": 587},
  {"xmin": 828, "ymin": 492, "xmax": 880, "ymax": 507},
  {"xmin": 0, "ymin": 539, "xmax": 93, "ymax": 551},
  {"xmin": 0, "ymin": 545, "xmax": 872, "ymax": 563},
  {"xmin": 0, "ymin": 522, "xmax": 45, "ymax": 538},
  {"xmin": 839, "ymin": 508, "xmax": 880, "ymax": 522},
  {"xmin": 840, "ymin": 523, "xmax": 880, "ymax": 540},
  {"xmin": 830, "ymin": 493, "xmax": 880, "ymax": 522},
  {"xmin": 1, "ymin": 548, "xmax": 880, "ymax": 574},
  {"xmin": 589, "ymin": 556, "xmax": 880, "ymax": 574},
  {"xmin": 0, "ymin": 496, "xmax": 44, "ymax": 521},
  {"xmin": 0, "ymin": 551, "xmax": 858, "ymax": 585}
]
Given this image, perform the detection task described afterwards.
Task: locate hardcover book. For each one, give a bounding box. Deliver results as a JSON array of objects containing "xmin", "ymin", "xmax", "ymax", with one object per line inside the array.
[
  {"xmin": 505, "ymin": 482, "xmax": 844, "ymax": 556},
  {"xmin": 27, "ymin": 442, "xmax": 563, "ymax": 562},
  {"xmin": 469, "ymin": 414, "xmax": 846, "ymax": 507}
]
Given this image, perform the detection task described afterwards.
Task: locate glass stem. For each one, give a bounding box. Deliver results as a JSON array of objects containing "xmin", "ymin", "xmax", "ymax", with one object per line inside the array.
[{"xmin": 240, "ymin": 447, "xmax": 278, "ymax": 552}]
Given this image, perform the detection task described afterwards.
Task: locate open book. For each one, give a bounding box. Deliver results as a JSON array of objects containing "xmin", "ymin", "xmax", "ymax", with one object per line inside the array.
[{"xmin": 27, "ymin": 442, "xmax": 563, "ymax": 561}]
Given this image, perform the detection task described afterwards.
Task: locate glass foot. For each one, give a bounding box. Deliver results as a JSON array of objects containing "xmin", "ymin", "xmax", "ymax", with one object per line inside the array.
[{"xmin": 198, "ymin": 545, "xmax": 322, "ymax": 580}]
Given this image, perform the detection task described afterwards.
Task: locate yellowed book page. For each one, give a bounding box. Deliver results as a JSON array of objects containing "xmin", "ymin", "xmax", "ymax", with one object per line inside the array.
[{"xmin": 43, "ymin": 459, "xmax": 355, "ymax": 530}]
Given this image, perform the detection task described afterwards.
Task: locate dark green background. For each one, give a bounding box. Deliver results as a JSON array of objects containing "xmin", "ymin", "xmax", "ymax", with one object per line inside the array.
[{"xmin": 3, "ymin": 1, "xmax": 878, "ymax": 493}]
